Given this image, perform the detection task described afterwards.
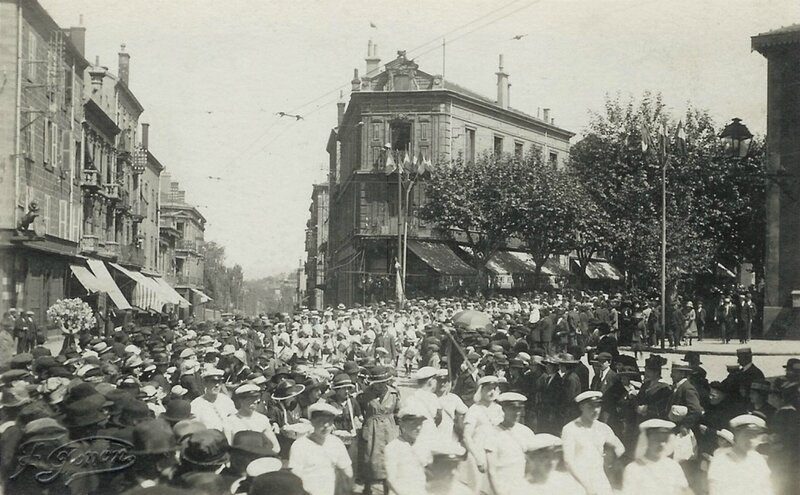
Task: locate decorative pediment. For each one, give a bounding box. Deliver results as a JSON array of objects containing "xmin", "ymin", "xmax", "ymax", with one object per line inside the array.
[{"xmin": 367, "ymin": 51, "xmax": 442, "ymax": 91}]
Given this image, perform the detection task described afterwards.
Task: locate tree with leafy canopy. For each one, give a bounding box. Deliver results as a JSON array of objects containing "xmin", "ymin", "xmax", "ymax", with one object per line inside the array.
[
  {"xmin": 570, "ymin": 92, "xmax": 766, "ymax": 291},
  {"xmin": 515, "ymin": 159, "xmax": 610, "ymax": 284},
  {"xmin": 420, "ymin": 152, "xmax": 530, "ymax": 287}
]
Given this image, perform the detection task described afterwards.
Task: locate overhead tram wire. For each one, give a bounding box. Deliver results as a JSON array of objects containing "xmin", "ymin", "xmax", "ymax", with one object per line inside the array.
[{"xmin": 227, "ymin": 0, "xmax": 530, "ymax": 167}]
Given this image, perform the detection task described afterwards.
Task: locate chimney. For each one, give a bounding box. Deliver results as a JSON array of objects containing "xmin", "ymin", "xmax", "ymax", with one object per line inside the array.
[
  {"xmin": 337, "ymin": 91, "xmax": 345, "ymax": 126},
  {"xmin": 68, "ymin": 15, "xmax": 86, "ymax": 56},
  {"xmin": 141, "ymin": 123, "xmax": 150, "ymax": 149},
  {"xmin": 351, "ymin": 68, "xmax": 361, "ymax": 92},
  {"xmin": 496, "ymin": 54, "xmax": 509, "ymax": 109},
  {"xmin": 542, "ymin": 108, "xmax": 551, "ymax": 123},
  {"xmin": 365, "ymin": 40, "xmax": 381, "ymax": 76},
  {"xmin": 118, "ymin": 44, "xmax": 130, "ymax": 85},
  {"xmin": 88, "ymin": 60, "xmax": 105, "ymax": 90}
]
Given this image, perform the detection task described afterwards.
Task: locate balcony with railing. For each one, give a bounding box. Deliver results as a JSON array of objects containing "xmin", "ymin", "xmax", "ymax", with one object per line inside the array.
[
  {"xmin": 98, "ymin": 241, "xmax": 120, "ymax": 258},
  {"xmin": 80, "ymin": 169, "xmax": 101, "ymax": 190},
  {"xmin": 175, "ymin": 273, "xmax": 204, "ymax": 287},
  {"xmin": 103, "ymin": 183, "xmax": 120, "ymax": 201},
  {"xmin": 357, "ymin": 211, "xmax": 437, "ymax": 239},
  {"xmin": 119, "ymin": 243, "xmax": 145, "ymax": 267},
  {"xmin": 80, "ymin": 235, "xmax": 99, "ymax": 253},
  {"xmin": 176, "ymin": 239, "xmax": 204, "ymax": 254}
]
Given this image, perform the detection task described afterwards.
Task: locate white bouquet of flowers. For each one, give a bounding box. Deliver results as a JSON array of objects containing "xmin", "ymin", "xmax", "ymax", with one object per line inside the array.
[{"xmin": 47, "ymin": 298, "xmax": 95, "ymax": 335}]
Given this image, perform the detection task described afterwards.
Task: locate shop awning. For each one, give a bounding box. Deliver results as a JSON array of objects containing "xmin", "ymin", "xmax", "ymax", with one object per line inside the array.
[
  {"xmin": 86, "ymin": 259, "xmax": 132, "ymax": 310},
  {"xmin": 190, "ymin": 288, "xmax": 213, "ymax": 304},
  {"xmin": 70, "ymin": 264, "xmax": 103, "ymax": 293},
  {"xmin": 583, "ymin": 260, "xmax": 624, "ymax": 281},
  {"xmin": 407, "ymin": 241, "xmax": 476, "ymax": 276},
  {"xmin": 507, "ymin": 252, "xmax": 559, "ymax": 276},
  {"xmin": 151, "ymin": 276, "xmax": 191, "ymax": 308},
  {"xmin": 109, "ymin": 263, "xmax": 164, "ymax": 312}
]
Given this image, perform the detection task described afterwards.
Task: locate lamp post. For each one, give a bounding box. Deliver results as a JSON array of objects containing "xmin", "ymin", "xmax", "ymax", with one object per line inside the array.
[{"xmin": 719, "ymin": 118, "xmax": 753, "ymax": 159}]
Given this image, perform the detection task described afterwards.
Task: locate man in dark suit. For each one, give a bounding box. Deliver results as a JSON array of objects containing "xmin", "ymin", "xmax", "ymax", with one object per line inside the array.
[
  {"xmin": 735, "ymin": 347, "xmax": 765, "ymax": 393},
  {"xmin": 739, "ymin": 294, "xmax": 755, "ymax": 343},
  {"xmin": 636, "ymin": 355, "xmax": 672, "ymax": 421},
  {"xmin": 590, "ymin": 352, "xmax": 624, "ymax": 425},
  {"xmin": 538, "ymin": 310, "xmax": 555, "ymax": 356},
  {"xmin": 668, "ymin": 363, "xmax": 703, "ymax": 428},
  {"xmin": 695, "ymin": 301, "xmax": 707, "ymax": 341},
  {"xmin": 558, "ymin": 354, "xmax": 583, "ymax": 426},
  {"xmin": 537, "ymin": 357, "xmax": 563, "ymax": 434},
  {"xmin": 718, "ymin": 296, "xmax": 737, "ymax": 344}
]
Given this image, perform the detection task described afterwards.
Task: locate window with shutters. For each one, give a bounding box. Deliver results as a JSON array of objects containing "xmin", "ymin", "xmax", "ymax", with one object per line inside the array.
[
  {"xmin": 27, "ymin": 30, "xmax": 37, "ymax": 82},
  {"xmin": 64, "ymin": 68, "xmax": 73, "ymax": 108},
  {"xmin": 493, "ymin": 135, "xmax": 504, "ymax": 156},
  {"xmin": 72, "ymin": 203, "xmax": 80, "ymax": 241},
  {"xmin": 58, "ymin": 200, "xmax": 68, "ymax": 239}
]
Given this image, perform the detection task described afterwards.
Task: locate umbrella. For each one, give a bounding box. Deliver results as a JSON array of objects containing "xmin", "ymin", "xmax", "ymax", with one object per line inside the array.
[{"xmin": 451, "ymin": 310, "xmax": 493, "ymax": 331}]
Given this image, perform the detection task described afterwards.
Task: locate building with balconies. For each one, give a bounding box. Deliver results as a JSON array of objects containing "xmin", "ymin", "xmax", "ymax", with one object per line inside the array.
[
  {"xmin": 160, "ymin": 174, "xmax": 210, "ymax": 318},
  {"xmin": 325, "ymin": 43, "xmax": 574, "ymax": 305},
  {"xmin": 0, "ymin": 0, "xmax": 88, "ymax": 326}
]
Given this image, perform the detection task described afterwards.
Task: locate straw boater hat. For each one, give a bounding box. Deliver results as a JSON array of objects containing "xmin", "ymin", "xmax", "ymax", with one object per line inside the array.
[
  {"xmin": 272, "ymin": 380, "xmax": 305, "ymax": 401},
  {"xmin": 366, "ymin": 366, "xmax": 392, "ymax": 384}
]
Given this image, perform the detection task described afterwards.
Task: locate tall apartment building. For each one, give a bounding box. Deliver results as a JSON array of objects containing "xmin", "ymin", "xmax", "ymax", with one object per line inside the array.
[
  {"xmin": 0, "ymin": 0, "xmax": 88, "ymax": 325},
  {"xmin": 325, "ymin": 43, "xmax": 574, "ymax": 306},
  {"xmin": 160, "ymin": 175, "xmax": 211, "ymax": 319}
]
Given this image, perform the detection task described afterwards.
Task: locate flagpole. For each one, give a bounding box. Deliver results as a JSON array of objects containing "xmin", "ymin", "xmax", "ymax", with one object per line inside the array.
[
  {"xmin": 397, "ymin": 149, "xmax": 403, "ymax": 310},
  {"xmin": 661, "ymin": 153, "xmax": 667, "ymax": 351}
]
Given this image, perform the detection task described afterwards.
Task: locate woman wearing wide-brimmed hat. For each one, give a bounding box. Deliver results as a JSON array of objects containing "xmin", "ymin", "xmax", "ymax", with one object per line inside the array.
[
  {"xmin": 270, "ymin": 379, "xmax": 306, "ymax": 459},
  {"xmin": 355, "ymin": 365, "xmax": 399, "ymax": 494}
]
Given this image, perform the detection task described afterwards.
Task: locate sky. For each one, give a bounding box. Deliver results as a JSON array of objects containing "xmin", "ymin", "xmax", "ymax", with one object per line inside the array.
[{"xmin": 41, "ymin": 0, "xmax": 799, "ymax": 280}]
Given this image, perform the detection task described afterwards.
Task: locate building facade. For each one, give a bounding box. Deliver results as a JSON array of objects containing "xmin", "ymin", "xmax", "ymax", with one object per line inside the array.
[
  {"xmin": 0, "ymin": 0, "xmax": 88, "ymax": 326},
  {"xmin": 753, "ymin": 26, "xmax": 800, "ymax": 338},
  {"xmin": 325, "ymin": 45, "xmax": 573, "ymax": 306},
  {"xmin": 160, "ymin": 175, "xmax": 210, "ymax": 318},
  {"xmin": 304, "ymin": 183, "xmax": 329, "ymax": 310}
]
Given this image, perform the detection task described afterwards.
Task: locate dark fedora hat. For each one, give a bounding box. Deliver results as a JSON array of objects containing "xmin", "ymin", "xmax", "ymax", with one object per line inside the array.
[
  {"xmin": 230, "ymin": 430, "xmax": 277, "ymax": 457},
  {"xmin": 181, "ymin": 429, "xmax": 229, "ymax": 466},
  {"xmin": 61, "ymin": 396, "xmax": 108, "ymax": 428},
  {"xmin": 250, "ymin": 471, "xmax": 310, "ymax": 495},
  {"xmin": 129, "ymin": 419, "xmax": 178, "ymax": 455},
  {"xmin": 160, "ymin": 399, "xmax": 193, "ymax": 423}
]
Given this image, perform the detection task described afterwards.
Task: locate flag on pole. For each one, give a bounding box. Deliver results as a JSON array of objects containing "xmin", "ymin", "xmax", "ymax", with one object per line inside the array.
[
  {"xmin": 385, "ymin": 151, "xmax": 397, "ymax": 176},
  {"xmin": 675, "ymin": 120, "xmax": 687, "ymax": 155},
  {"xmin": 640, "ymin": 121, "xmax": 654, "ymax": 154},
  {"xmin": 417, "ymin": 152, "xmax": 430, "ymax": 175},
  {"xmin": 402, "ymin": 151, "xmax": 413, "ymax": 175},
  {"xmin": 394, "ymin": 257, "xmax": 404, "ymax": 304},
  {"xmin": 654, "ymin": 120, "xmax": 668, "ymax": 157}
]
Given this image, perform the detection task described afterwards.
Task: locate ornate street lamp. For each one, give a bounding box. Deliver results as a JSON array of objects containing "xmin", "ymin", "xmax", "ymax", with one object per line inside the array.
[{"xmin": 719, "ymin": 118, "xmax": 753, "ymax": 158}]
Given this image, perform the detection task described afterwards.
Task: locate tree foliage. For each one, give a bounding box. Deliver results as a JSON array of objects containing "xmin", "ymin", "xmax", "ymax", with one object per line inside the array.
[
  {"xmin": 570, "ymin": 92, "xmax": 766, "ymax": 290},
  {"xmin": 203, "ymin": 241, "xmax": 245, "ymax": 310}
]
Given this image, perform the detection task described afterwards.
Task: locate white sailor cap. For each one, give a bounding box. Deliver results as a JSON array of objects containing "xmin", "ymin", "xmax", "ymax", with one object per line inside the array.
[
  {"xmin": 729, "ymin": 414, "xmax": 766, "ymax": 430},
  {"xmin": 496, "ymin": 392, "xmax": 527, "ymax": 404},
  {"xmin": 575, "ymin": 390, "xmax": 603, "ymax": 404},
  {"xmin": 414, "ymin": 366, "xmax": 439, "ymax": 381},
  {"xmin": 638, "ymin": 419, "xmax": 676, "ymax": 432},
  {"xmin": 525, "ymin": 434, "xmax": 563, "ymax": 452},
  {"xmin": 308, "ymin": 401, "xmax": 341, "ymax": 417}
]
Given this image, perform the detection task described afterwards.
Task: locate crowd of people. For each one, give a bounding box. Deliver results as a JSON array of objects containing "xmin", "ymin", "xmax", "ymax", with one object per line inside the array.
[{"xmin": 0, "ymin": 291, "xmax": 795, "ymax": 495}]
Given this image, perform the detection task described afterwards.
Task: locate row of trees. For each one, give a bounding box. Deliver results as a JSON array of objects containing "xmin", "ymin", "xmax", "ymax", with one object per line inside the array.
[
  {"xmin": 421, "ymin": 93, "xmax": 766, "ymax": 293},
  {"xmin": 203, "ymin": 241, "xmax": 245, "ymax": 311}
]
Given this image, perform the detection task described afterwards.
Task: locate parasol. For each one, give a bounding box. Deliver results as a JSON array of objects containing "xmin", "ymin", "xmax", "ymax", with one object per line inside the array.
[{"xmin": 451, "ymin": 310, "xmax": 493, "ymax": 331}]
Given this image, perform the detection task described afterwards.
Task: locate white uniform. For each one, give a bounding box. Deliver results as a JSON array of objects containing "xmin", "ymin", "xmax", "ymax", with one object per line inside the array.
[
  {"xmin": 707, "ymin": 447, "xmax": 774, "ymax": 495},
  {"xmin": 513, "ymin": 471, "xmax": 586, "ymax": 495},
  {"xmin": 622, "ymin": 457, "xmax": 688, "ymax": 495},
  {"xmin": 384, "ymin": 437, "xmax": 432, "ymax": 495},
  {"xmin": 561, "ymin": 419, "xmax": 624, "ymax": 495},
  {"xmin": 485, "ymin": 422, "xmax": 536, "ymax": 495},
  {"xmin": 190, "ymin": 394, "xmax": 236, "ymax": 432},
  {"xmin": 289, "ymin": 435, "xmax": 352, "ymax": 495}
]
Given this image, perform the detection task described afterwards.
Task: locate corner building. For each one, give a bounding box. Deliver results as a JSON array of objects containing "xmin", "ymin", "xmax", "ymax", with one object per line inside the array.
[{"xmin": 326, "ymin": 44, "xmax": 574, "ymax": 306}]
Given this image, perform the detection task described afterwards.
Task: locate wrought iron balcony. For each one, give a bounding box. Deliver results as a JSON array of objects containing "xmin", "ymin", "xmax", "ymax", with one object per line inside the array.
[
  {"xmin": 103, "ymin": 183, "xmax": 120, "ymax": 201},
  {"xmin": 99, "ymin": 241, "xmax": 120, "ymax": 258}
]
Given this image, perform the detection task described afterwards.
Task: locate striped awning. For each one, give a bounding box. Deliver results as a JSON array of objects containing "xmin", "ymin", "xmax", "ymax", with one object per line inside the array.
[
  {"xmin": 70, "ymin": 264, "xmax": 103, "ymax": 293},
  {"xmin": 109, "ymin": 263, "xmax": 165, "ymax": 312},
  {"xmin": 150, "ymin": 276, "xmax": 191, "ymax": 308},
  {"xmin": 85, "ymin": 259, "xmax": 132, "ymax": 310}
]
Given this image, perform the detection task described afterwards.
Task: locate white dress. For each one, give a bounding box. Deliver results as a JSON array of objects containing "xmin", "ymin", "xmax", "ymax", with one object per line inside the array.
[
  {"xmin": 223, "ymin": 410, "xmax": 281, "ymax": 453},
  {"xmin": 622, "ymin": 457, "xmax": 689, "ymax": 495},
  {"xmin": 561, "ymin": 419, "xmax": 623, "ymax": 495},
  {"xmin": 460, "ymin": 402, "xmax": 503, "ymax": 493},
  {"xmin": 707, "ymin": 447, "xmax": 774, "ymax": 495}
]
